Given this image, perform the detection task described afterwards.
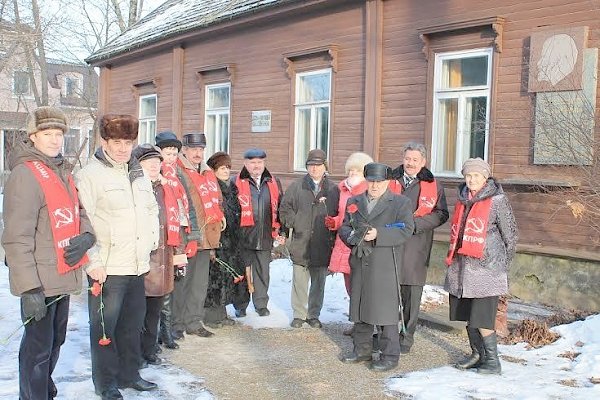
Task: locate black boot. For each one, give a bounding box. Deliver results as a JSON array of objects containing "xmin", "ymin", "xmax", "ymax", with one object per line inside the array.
[
  {"xmin": 159, "ymin": 294, "xmax": 179, "ymax": 349},
  {"xmin": 477, "ymin": 332, "xmax": 501, "ymax": 374},
  {"xmin": 455, "ymin": 326, "xmax": 483, "ymax": 370}
]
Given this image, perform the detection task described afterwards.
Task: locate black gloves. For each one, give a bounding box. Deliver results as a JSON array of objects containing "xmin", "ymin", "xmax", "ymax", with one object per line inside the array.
[
  {"xmin": 64, "ymin": 232, "xmax": 95, "ymax": 267},
  {"xmin": 22, "ymin": 290, "xmax": 47, "ymax": 321},
  {"xmin": 346, "ymin": 225, "xmax": 370, "ymax": 246},
  {"xmin": 352, "ymin": 243, "xmax": 373, "ymax": 259}
]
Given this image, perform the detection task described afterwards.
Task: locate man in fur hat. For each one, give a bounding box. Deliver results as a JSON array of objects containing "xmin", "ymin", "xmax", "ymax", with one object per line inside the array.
[
  {"xmin": 76, "ymin": 114, "xmax": 159, "ymax": 400},
  {"xmin": 2, "ymin": 106, "xmax": 95, "ymax": 400},
  {"xmin": 390, "ymin": 142, "xmax": 448, "ymax": 354}
]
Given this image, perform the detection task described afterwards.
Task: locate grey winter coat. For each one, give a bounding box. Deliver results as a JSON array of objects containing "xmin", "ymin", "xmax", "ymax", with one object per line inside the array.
[
  {"xmin": 444, "ymin": 179, "xmax": 518, "ymax": 298},
  {"xmin": 339, "ymin": 190, "xmax": 414, "ymax": 326},
  {"xmin": 391, "ymin": 166, "xmax": 449, "ymax": 286},
  {"xmin": 2, "ymin": 140, "xmax": 94, "ymax": 297},
  {"xmin": 279, "ymin": 174, "xmax": 339, "ymax": 268}
]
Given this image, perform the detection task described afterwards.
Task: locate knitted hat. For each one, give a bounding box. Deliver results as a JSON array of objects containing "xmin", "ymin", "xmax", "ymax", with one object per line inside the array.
[
  {"xmin": 99, "ymin": 114, "xmax": 138, "ymax": 141},
  {"xmin": 132, "ymin": 144, "xmax": 163, "ymax": 162},
  {"xmin": 155, "ymin": 131, "xmax": 182, "ymax": 151},
  {"xmin": 344, "ymin": 152, "xmax": 374, "ymax": 175},
  {"xmin": 461, "ymin": 158, "xmax": 491, "ymax": 179},
  {"xmin": 306, "ymin": 148, "xmax": 327, "ymax": 166},
  {"xmin": 206, "ymin": 151, "xmax": 232, "ymax": 170},
  {"xmin": 26, "ymin": 106, "xmax": 68, "ymax": 135}
]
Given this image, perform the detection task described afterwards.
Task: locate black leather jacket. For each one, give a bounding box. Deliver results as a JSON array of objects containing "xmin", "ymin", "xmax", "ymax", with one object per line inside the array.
[{"xmin": 232, "ymin": 167, "xmax": 283, "ymax": 251}]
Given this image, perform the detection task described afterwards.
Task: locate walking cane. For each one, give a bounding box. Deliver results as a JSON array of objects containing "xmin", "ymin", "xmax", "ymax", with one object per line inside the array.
[{"xmin": 392, "ymin": 247, "xmax": 407, "ymax": 335}]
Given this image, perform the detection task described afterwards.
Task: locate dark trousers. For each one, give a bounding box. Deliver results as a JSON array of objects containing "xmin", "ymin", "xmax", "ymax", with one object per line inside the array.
[
  {"xmin": 141, "ymin": 296, "xmax": 165, "ymax": 358},
  {"xmin": 19, "ymin": 295, "xmax": 69, "ymax": 400},
  {"xmin": 172, "ymin": 250, "xmax": 210, "ymax": 331},
  {"xmin": 399, "ymin": 284, "xmax": 424, "ymax": 349},
  {"xmin": 354, "ymin": 322, "xmax": 400, "ymax": 362},
  {"xmin": 88, "ymin": 275, "xmax": 146, "ymax": 392},
  {"xmin": 236, "ymin": 249, "xmax": 271, "ymax": 311}
]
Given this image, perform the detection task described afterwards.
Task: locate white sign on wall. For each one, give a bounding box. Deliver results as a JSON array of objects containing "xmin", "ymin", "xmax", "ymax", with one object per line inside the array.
[{"xmin": 251, "ymin": 110, "xmax": 271, "ymax": 133}]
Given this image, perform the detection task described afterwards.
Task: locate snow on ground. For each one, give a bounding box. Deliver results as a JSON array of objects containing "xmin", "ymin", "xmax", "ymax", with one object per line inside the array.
[
  {"xmin": 1, "ymin": 258, "xmax": 599, "ymax": 399},
  {"xmin": 386, "ymin": 314, "xmax": 600, "ymax": 400}
]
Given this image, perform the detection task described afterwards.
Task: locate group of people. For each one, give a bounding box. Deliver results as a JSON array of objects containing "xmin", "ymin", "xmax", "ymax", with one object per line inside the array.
[{"xmin": 2, "ymin": 106, "xmax": 518, "ymax": 400}]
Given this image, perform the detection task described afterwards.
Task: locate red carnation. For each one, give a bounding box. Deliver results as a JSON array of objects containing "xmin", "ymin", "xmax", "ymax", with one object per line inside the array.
[
  {"xmin": 347, "ymin": 204, "xmax": 359, "ymax": 214},
  {"xmin": 99, "ymin": 336, "xmax": 111, "ymax": 346},
  {"xmin": 90, "ymin": 281, "xmax": 102, "ymax": 297}
]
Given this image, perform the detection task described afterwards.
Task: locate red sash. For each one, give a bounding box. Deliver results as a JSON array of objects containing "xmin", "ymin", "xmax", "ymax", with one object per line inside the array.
[
  {"xmin": 162, "ymin": 163, "xmax": 190, "ymax": 233},
  {"xmin": 25, "ymin": 161, "xmax": 88, "ymax": 274},
  {"xmin": 177, "ymin": 159, "xmax": 224, "ymax": 223},
  {"xmin": 389, "ymin": 179, "xmax": 438, "ymax": 216},
  {"xmin": 445, "ymin": 197, "xmax": 493, "ymax": 265},
  {"xmin": 162, "ymin": 184, "xmax": 181, "ymax": 246},
  {"xmin": 235, "ymin": 175, "xmax": 281, "ymax": 238}
]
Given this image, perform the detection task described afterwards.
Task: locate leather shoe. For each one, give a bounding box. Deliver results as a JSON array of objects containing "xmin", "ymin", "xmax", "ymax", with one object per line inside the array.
[
  {"xmin": 400, "ymin": 345, "xmax": 411, "ymax": 354},
  {"xmin": 119, "ymin": 378, "xmax": 157, "ymax": 392},
  {"xmin": 368, "ymin": 359, "xmax": 398, "ymax": 371},
  {"xmin": 186, "ymin": 326, "xmax": 214, "ymax": 337},
  {"xmin": 95, "ymin": 387, "xmax": 123, "ymax": 400},
  {"xmin": 306, "ymin": 318, "xmax": 322, "ymax": 328},
  {"xmin": 341, "ymin": 352, "xmax": 372, "ymax": 364},
  {"xmin": 172, "ymin": 329, "xmax": 184, "ymax": 340},
  {"xmin": 290, "ymin": 318, "xmax": 304, "ymax": 328},
  {"xmin": 144, "ymin": 354, "xmax": 161, "ymax": 365},
  {"xmin": 256, "ymin": 308, "xmax": 270, "ymax": 317},
  {"xmin": 235, "ymin": 309, "xmax": 246, "ymax": 318}
]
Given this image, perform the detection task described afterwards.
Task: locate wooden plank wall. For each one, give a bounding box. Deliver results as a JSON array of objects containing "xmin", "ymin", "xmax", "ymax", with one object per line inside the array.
[{"xmin": 380, "ymin": 0, "xmax": 600, "ymax": 254}]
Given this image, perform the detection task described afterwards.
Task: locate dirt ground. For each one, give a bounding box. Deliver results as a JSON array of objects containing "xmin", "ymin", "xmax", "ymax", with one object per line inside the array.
[{"xmin": 166, "ymin": 321, "xmax": 469, "ymax": 399}]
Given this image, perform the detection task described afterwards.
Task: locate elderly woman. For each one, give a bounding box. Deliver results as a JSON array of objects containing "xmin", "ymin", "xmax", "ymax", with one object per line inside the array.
[
  {"xmin": 445, "ymin": 158, "xmax": 518, "ymax": 375},
  {"xmin": 326, "ymin": 152, "xmax": 374, "ymax": 294},
  {"xmin": 203, "ymin": 152, "xmax": 245, "ymax": 328}
]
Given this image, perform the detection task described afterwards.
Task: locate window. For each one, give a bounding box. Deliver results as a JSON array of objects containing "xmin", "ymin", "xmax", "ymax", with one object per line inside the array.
[
  {"xmin": 204, "ymin": 83, "xmax": 230, "ymax": 155},
  {"xmin": 65, "ymin": 76, "xmax": 81, "ymax": 97},
  {"xmin": 63, "ymin": 128, "xmax": 80, "ymax": 158},
  {"xmin": 294, "ymin": 68, "xmax": 331, "ymax": 170},
  {"xmin": 87, "ymin": 128, "xmax": 95, "ymax": 158},
  {"xmin": 138, "ymin": 94, "xmax": 157, "ymax": 144},
  {"xmin": 431, "ymin": 48, "xmax": 492, "ymax": 176},
  {"xmin": 13, "ymin": 71, "xmax": 30, "ymax": 96}
]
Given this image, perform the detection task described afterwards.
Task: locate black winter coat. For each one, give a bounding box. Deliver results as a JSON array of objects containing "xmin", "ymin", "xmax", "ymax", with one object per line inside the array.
[
  {"xmin": 279, "ymin": 174, "xmax": 340, "ymax": 268},
  {"xmin": 233, "ymin": 167, "xmax": 283, "ymax": 251},
  {"xmin": 390, "ymin": 165, "xmax": 449, "ymax": 285}
]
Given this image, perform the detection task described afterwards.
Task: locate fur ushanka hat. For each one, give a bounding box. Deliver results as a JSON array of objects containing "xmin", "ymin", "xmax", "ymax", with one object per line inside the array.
[
  {"xmin": 26, "ymin": 106, "xmax": 68, "ymax": 135},
  {"xmin": 99, "ymin": 114, "xmax": 139, "ymax": 141}
]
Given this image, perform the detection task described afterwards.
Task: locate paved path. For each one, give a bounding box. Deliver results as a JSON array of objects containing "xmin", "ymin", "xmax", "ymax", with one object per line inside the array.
[{"xmin": 166, "ymin": 321, "xmax": 468, "ymax": 399}]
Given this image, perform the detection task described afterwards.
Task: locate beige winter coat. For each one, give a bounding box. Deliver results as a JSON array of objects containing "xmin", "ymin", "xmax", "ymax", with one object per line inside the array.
[
  {"xmin": 2, "ymin": 140, "xmax": 95, "ymax": 297},
  {"xmin": 75, "ymin": 148, "xmax": 159, "ymax": 276}
]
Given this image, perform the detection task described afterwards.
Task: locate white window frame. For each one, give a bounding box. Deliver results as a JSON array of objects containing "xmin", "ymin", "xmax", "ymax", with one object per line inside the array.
[
  {"xmin": 293, "ymin": 68, "xmax": 332, "ymax": 171},
  {"xmin": 138, "ymin": 94, "xmax": 157, "ymax": 144},
  {"xmin": 204, "ymin": 82, "xmax": 231, "ymax": 156},
  {"xmin": 13, "ymin": 70, "xmax": 31, "ymax": 97},
  {"xmin": 430, "ymin": 48, "xmax": 493, "ymax": 176}
]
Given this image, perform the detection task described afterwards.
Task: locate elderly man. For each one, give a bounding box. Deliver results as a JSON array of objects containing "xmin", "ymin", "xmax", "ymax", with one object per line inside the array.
[
  {"xmin": 76, "ymin": 114, "xmax": 159, "ymax": 399},
  {"xmin": 2, "ymin": 106, "xmax": 95, "ymax": 400},
  {"xmin": 339, "ymin": 163, "xmax": 414, "ymax": 372},
  {"xmin": 233, "ymin": 148, "xmax": 284, "ymax": 317},
  {"xmin": 279, "ymin": 149, "xmax": 339, "ymax": 328},
  {"xmin": 171, "ymin": 133, "xmax": 223, "ymax": 338},
  {"xmin": 390, "ymin": 142, "xmax": 448, "ymax": 354}
]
